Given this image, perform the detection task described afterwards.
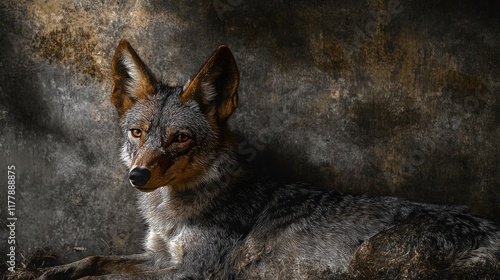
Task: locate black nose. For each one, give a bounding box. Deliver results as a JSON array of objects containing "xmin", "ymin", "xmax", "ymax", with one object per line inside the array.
[{"xmin": 129, "ymin": 167, "xmax": 151, "ymax": 187}]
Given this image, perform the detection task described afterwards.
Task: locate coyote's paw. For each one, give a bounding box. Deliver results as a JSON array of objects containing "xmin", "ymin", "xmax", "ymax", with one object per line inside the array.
[{"xmin": 36, "ymin": 264, "xmax": 85, "ymax": 280}]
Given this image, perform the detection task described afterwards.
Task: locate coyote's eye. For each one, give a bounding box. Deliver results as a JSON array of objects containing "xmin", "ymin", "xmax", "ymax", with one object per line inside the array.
[
  {"xmin": 173, "ymin": 133, "xmax": 190, "ymax": 143},
  {"xmin": 130, "ymin": 129, "xmax": 142, "ymax": 138}
]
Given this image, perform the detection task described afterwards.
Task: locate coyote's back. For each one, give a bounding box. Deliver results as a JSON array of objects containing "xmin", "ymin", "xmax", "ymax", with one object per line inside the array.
[{"xmin": 26, "ymin": 40, "xmax": 500, "ymax": 280}]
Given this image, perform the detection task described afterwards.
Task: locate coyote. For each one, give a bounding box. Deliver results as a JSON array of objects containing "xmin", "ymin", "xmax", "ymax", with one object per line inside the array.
[{"xmin": 32, "ymin": 40, "xmax": 499, "ymax": 279}]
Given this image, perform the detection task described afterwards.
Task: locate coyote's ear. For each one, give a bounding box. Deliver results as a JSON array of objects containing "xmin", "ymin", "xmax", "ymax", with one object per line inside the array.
[
  {"xmin": 180, "ymin": 45, "xmax": 239, "ymax": 123},
  {"xmin": 111, "ymin": 39, "xmax": 157, "ymax": 117}
]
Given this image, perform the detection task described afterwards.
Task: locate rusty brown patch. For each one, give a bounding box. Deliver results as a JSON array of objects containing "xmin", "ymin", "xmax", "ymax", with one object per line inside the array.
[{"xmin": 31, "ymin": 26, "xmax": 103, "ymax": 81}]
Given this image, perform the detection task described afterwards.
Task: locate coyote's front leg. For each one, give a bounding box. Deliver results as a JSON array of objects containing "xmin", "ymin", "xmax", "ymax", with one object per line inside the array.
[{"xmin": 36, "ymin": 253, "xmax": 153, "ymax": 280}]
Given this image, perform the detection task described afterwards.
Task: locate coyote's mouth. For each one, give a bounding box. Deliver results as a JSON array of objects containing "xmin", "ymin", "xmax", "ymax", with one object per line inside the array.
[
  {"xmin": 134, "ymin": 186, "xmax": 160, "ymax": 193},
  {"xmin": 129, "ymin": 174, "xmax": 175, "ymax": 192}
]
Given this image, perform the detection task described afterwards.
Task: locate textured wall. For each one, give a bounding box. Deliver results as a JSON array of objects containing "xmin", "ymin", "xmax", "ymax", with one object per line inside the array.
[{"xmin": 1, "ymin": 0, "xmax": 499, "ymax": 275}]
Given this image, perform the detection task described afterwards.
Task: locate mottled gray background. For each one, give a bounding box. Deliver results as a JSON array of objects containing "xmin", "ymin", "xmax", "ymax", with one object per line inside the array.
[{"xmin": 0, "ymin": 0, "xmax": 499, "ymax": 277}]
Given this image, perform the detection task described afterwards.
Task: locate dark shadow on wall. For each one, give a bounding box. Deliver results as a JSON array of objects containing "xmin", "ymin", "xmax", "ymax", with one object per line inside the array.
[{"xmin": 221, "ymin": 0, "xmax": 499, "ymax": 221}]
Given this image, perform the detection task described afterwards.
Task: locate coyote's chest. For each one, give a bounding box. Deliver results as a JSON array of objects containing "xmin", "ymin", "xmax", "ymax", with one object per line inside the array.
[
  {"xmin": 139, "ymin": 189, "xmax": 207, "ymax": 268},
  {"xmin": 145, "ymin": 226, "xmax": 193, "ymax": 267}
]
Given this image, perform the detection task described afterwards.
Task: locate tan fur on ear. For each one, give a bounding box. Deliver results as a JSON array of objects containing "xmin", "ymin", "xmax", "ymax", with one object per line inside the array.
[
  {"xmin": 181, "ymin": 45, "xmax": 239, "ymax": 123},
  {"xmin": 111, "ymin": 39, "xmax": 157, "ymax": 117}
]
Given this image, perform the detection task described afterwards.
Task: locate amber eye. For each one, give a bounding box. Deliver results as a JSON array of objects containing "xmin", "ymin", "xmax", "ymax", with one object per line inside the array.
[
  {"xmin": 173, "ymin": 133, "xmax": 190, "ymax": 143},
  {"xmin": 130, "ymin": 129, "xmax": 142, "ymax": 138}
]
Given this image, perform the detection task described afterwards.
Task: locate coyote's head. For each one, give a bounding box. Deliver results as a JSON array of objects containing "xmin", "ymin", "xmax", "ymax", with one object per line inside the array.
[{"xmin": 111, "ymin": 40, "xmax": 239, "ymax": 192}]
